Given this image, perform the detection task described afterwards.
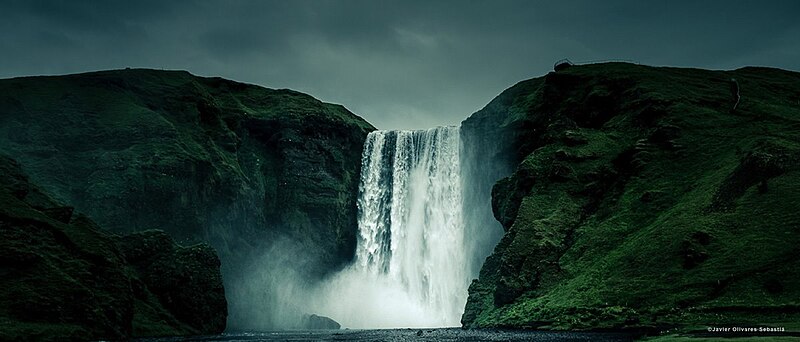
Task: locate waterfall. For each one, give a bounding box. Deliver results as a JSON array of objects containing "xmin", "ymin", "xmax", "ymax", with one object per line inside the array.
[
  {"xmin": 310, "ymin": 125, "xmax": 501, "ymax": 328},
  {"xmin": 354, "ymin": 127, "xmax": 466, "ymax": 326}
]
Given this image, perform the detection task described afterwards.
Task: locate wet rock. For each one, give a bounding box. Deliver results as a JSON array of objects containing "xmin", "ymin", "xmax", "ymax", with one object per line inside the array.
[{"xmin": 301, "ymin": 314, "xmax": 341, "ymax": 330}]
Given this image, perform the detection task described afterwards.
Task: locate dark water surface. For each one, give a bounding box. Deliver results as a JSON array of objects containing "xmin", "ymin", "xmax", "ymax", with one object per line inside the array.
[{"xmin": 133, "ymin": 328, "xmax": 636, "ymax": 341}]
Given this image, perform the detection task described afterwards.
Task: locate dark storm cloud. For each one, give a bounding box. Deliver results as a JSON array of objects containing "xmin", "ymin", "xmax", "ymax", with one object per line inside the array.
[{"xmin": 1, "ymin": 0, "xmax": 798, "ymax": 129}]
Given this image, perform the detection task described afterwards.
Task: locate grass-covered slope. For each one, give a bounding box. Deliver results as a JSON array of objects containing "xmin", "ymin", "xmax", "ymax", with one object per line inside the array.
[
  {"xmin": 461, "ymin": 63, "xmax": 800, "ymax": 332},
  {"xmin": 0, "ymin": 69, "xmax": 375, "ymax": 327},
  {"xmin": 0, "ymin": 155, "xmax": 226, "ymax": 341},
  {"xmin": 0, "ymin": 68, "xmax": 373, "ymax": 269}
]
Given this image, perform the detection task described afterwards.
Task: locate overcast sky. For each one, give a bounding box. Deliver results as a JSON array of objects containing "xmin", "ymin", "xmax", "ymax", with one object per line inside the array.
[{"xmin": 1, "ymin": 1, "xmax": 798, "ymax": 129}]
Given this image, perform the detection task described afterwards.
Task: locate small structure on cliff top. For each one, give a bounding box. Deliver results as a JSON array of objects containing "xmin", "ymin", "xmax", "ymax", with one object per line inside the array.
[{"xmin": 554, "ymin": 58, "xmax": 574, "ymax": 71}]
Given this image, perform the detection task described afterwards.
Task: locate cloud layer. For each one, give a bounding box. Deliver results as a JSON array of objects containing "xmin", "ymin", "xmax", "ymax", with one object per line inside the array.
[{"xmin": 2, "ymin": 0, "xmax": 798, "ymax": 129}]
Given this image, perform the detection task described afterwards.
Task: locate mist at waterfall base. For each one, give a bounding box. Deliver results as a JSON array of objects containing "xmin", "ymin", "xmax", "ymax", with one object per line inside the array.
[{"xmin": 229, "ymin": 126, "xmax": 508, "ymax": 330}]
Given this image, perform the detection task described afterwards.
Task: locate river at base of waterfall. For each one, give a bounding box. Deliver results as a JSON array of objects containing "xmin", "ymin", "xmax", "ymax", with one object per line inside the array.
[{"xmin": 134, "ymin": 328, "xmax": 636, "ymax": 342}]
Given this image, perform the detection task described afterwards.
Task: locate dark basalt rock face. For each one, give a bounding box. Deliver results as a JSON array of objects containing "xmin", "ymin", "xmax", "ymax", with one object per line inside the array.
[
  {"xmin": 0, "ymin": 69, "xmax": 375, "ymax": 328},
  {"xmin": 120, "ymin": 230, "xmax": 227, "ymax": 335},
  {"xmin": 0, "ymin": 155, "xmax": 227, "ymax": 341},
  {"xmin": 461, "ymin": 63, "xmax": 800, "ymax": 330}
]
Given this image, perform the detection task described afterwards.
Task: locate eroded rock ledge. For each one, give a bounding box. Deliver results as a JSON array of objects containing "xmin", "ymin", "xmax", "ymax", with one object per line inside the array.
[{"xmin": 0, "ymin": 155, "xmax": 227, "ymax": 341}]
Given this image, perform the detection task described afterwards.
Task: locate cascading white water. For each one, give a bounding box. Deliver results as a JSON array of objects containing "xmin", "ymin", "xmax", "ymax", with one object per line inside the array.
[
  {"xmin": 355, "ymin": 127, "xmax": 467, "ymax": 325},
  {"xmin": 308, "ymin": 125, "xmax": 503, "ymax": 328},
  {"xmin": 236, "ymin": 123, "xmax": 507, "ymax": 330}
]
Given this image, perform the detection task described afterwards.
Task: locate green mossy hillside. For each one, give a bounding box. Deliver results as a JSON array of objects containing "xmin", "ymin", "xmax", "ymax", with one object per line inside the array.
[
  {"xmin": 0, "ymin": 68, "xmax": 373, "ymax": 265},
  {"xmin": 0, "ymin": 69, "xmax": 376, "ymax": 327},
  {"xmin": 0, "ymin": 155, "xmax": 226, "ymax": 341},
  {"xmin": 461, "ymin": 63, "xmax": 800, "ymax": 335}
]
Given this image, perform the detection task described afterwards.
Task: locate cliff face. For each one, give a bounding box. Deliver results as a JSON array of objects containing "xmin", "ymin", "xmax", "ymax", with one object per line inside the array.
[
  {"xmin": 119, "ymin": 230, "xmax": 227, "ymax": 336},
  {"xmin": 0, "ymin": 155, "xmax": 226, "ymax": 341},
  {"xmin": 0, "ymin": 69, "xmax": 375, "ymax": 328},
  {"xmin": 462, "ymin": 63, "xmax": 800, "ymax": 330}
]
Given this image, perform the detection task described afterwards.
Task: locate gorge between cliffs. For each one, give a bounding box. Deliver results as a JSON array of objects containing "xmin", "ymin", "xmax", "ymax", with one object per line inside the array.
[
  {"xmin": 259, "ymin": 125, "xmax": 510, "ymax": 329},
  {"xmin": 1, "ymin": 62, "xmax": 799, "ymax": 341}
]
